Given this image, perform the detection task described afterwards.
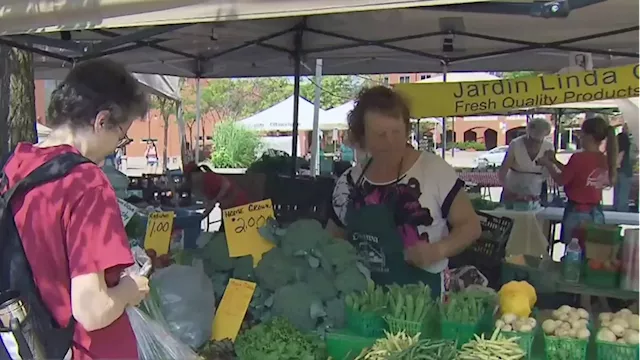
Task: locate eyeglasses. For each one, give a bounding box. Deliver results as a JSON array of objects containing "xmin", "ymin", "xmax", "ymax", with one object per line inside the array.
[{"xmin": 116, "ymin": 125, "xmax": 133, "ymax": 148}]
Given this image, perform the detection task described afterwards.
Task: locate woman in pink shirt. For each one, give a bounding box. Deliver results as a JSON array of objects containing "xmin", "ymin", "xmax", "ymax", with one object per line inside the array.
[
  {"xmin": 538, "ymin": 116, "xmax": 618, "ymax": 243},
  {"xmin": 2, "ymin": 59, "xmax": 150, "ymax": 359}
]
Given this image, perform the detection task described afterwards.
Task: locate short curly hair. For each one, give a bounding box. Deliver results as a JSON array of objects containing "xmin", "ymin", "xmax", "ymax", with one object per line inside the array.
[
  {"xmin": 347, "ymin": 86, "xmax": 411, "ymax": 147},
  {"xmin": 47, "ymin": 59, "xmax": 148, "ymax": 129}
]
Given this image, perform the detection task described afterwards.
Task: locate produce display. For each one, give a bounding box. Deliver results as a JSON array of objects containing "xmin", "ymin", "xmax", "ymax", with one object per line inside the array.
[
  {"xmin": 235, "ymin": 317, "xmax": 325, "ymax": 360},
  {"xmin": 355, "ymin": 331, "xmax": 457, "ymax": 360},
  {"xmin": 458, "ymin": 328, "xmax": 526, "ymax": 360},
  {"xmin": 495, "ymin": 313, "xmax": 537, "ymax": 333},
  {"xmin": 541, "ymin": 306, "xmax": 591, "ymax": 340},
  {"xmin": 441, "ymin": 291, "xmax": 494, "ymax": 324},
  {"xmin": 498, "ymin": 281, "xmax": 537, "ymax": 318},
  {"xmin": 122, "ymin": 197, "xmax": 637, "ymax": 360},
  {"xmin": 385, "ymin": 283, "xmax": 435, "ymax": 323},
  {"xmin": 181, "ymin": 218, "xmax": 369, "ymax": 333},
  {"xmin": 354, "ymin": 331, "xmax": 420, "ymax": 359},
  {"xmin": 346, "ymin": 282, "xmax": 387, "ymax": 315},
  {"xmin": 596, "ymin": 308, "xmax": 639, "ymax": 345}
]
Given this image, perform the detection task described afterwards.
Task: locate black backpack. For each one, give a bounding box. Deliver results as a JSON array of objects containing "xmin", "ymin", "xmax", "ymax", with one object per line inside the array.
[{"xmin": 0, "ymin": 152, "xmax": 91, "ymax": 360}]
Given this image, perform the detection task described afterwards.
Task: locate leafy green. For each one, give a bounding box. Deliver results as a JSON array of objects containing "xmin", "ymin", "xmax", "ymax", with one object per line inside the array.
[{"xmin": 234, "ymin": 318, "xmax": 325, "ymax": 360}]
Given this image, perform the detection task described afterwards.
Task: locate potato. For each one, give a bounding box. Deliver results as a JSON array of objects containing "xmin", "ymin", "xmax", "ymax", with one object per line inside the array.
[{"xmin": 542, "ymin": 319, "xmax": 557, "ymax": 335}]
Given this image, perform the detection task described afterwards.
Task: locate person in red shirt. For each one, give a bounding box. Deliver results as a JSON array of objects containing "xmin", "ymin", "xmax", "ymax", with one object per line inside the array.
[
  {"xmin": 2, "ymin": 59, "xmax": 150, "ymax": 359},
  {"xmin": 182, "ymin": 162, "xmax": 250, "ymax": 217},
  {"xmin": 538, "ymin": 116, "xmax": 618, "ymax": 243}
]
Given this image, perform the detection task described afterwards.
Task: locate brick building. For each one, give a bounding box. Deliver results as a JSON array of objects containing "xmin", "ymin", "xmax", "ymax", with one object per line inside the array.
[
  {"xmin": 35, "ymin": 80, "xmax": 218, "ymax": 165},
  {"xmin": 386, "ymin": 73, "xmax": 542, "ymax": 149}
]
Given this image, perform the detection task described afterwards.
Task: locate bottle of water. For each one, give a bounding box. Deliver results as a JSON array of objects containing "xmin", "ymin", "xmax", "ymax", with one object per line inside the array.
[{"xmin": 563, "ymin": 238, "xmax": 583, "ymax": 283}]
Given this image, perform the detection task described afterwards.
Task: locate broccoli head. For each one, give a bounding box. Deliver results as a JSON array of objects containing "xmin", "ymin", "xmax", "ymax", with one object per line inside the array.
[
  {"xmin": 271, "ymin": 282, "xmax": 320, "ymax": 331},
  {"xmin": 305, "ymin": 269, "xmax": 337, "ymax": 300},
  {"xmin": 280, "ymin": 219, "xmax": 330, "ymax": 256},
  {"xmin": 324, "ymin": 296, "xmax": 346, "ymax": 329},
  {"xmin": 201, "ymin": 232, "xmax": 233, "ymax": 272},
  {"xmin": 334, "ymin": 265, "xmax": 368, "ymax": 295},
  {"xmin": 319, "ymin": 238, "xmax": 360, "ymax": 273},
  {"xmin": 232, "ymin": 255, "xmax": 255, "ymax": 281},
  {"xmin": 254, "ymin": 248, "xmax": 297, "ymax": 291}
]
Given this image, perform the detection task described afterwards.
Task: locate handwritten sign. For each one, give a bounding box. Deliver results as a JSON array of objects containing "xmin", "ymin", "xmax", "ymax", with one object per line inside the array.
[
  {"xmin": 212, "ymin": 278, "xmax": 256, "ymax": 341},
  {"xmin": 144, "ymin": 212, "xmax": 174, "ymax": 256},
  {"xmin": 117, "ymin": 198, "xmax": 139, "ymax": 226},
  {"xmin": 222, "ymin": 199, "xmax": 275, "ymax": 266}
]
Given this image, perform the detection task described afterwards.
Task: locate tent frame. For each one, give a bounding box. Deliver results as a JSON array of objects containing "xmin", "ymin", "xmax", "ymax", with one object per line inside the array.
[{"xmin": 0, "ymin": 7, "xmax": 637, "ymax": 169}]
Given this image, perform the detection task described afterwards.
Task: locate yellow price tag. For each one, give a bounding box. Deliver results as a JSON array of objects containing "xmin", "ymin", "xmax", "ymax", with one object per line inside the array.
[
  {"xmin": 222, "ymin": 199, "xmax": 275, "ymax": 266},
  {"xmin": 212, "ymin": 279, "xmax": 256, "ymax": 341},
  {"xmin": 144, "ymin": 211, "xmax": 174, "ymax": 256}
]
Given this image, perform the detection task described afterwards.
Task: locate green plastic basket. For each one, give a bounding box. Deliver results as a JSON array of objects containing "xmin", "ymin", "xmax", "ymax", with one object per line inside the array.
[
  {"xmin": 543, "ymin": 334, "xmax": 588, "ymax": 360},
  {"xmin": 383, "ymin": 307, "xmax": 439, "ymax": 338},
  {"xmin": 325, "ymin": 330, "xmax": 376, "ymax": 360},
  {"xmin": 441, "ymin": 319, "xmax": 480, "ymax": 348},
  {"xmin": 346, "ymin": 308, "xmax": 387, "ymax": 337},
  {"xmin": 585, "ymin": 224, "xmax": 622, "ymax": 245},
  {"xmin": 596, "ymin": 339, "xmax": 640, "ymax": 360},
  {"xmin": 582, "ymin": 265, "xmax": 620, "ymax": 289},
  {"xmin": 500, "ymin": 329, "xmax": 536, "ymax": 359}
]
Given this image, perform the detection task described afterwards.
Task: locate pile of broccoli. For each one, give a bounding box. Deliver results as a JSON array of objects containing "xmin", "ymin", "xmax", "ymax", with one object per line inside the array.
[{"xmin": 183, "ymin": 218, "xmax": 369, "ymax": 334}]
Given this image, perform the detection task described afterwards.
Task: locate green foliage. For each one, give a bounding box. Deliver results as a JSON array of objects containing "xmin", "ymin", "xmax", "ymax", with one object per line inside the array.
[
  {"xmin": 444, "ymin": 141, "xmax": 486, "ymax": 151},
  {"xmin": 210, "ymin": 120, "xmax": 262, "ymax": 168},
  {"xmin": 299, "ymin": 76, "xmax": 362, "ymax": 109},
  {"xmin": 501, "ymin": 71, "xmax": 540, "ymax": 79},
  {"xmin": 234, "ymin": 317, "xmax": 325, "ymax": 360},
  {"xmin": 194, "ymin": 76, "xmax": 362, "ymax": 124}
]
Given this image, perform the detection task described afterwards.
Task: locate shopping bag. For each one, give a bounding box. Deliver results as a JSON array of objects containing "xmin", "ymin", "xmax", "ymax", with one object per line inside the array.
[{"xmin": 126, "ymin": 306, "xmax": 199, "ymax": 360}]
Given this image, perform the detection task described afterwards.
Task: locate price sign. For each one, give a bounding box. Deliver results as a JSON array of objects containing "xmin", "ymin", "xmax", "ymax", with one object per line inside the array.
[
  {"xmin": 117, "ymin": 198, "xmax": 138, "ymax": 226},
  {"xmin": 212, "ymin": 278, "xmax": 256, "ymax": 342},
  {"xmin": 222, "ymin": 199, "xmax": 275, "ymax": 266},
  {"xmin": 144, "ymin": 211, "xmax": 174, "ymax": 256}
]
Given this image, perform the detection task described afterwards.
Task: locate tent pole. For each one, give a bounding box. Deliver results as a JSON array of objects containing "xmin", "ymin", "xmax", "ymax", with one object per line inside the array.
[
  {"xmin": 195, "ymin": 77, "xmax": 201, "ymax": 164},
  {"xmin": 291, "ymin": 27, "xmax": 303, "ymax": 176},
  {"xmin": 310, "ymin": 59, "xmax": 323, "ymax": 176},
  {"xmin": 441, "ymin": 61, "xmax": 448, "ymax": 159}
]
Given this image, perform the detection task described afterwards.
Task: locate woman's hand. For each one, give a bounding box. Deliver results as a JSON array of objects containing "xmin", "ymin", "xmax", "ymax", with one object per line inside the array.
[{"xmin": 404, "ymin": 241, "xmax": 446, "ymax": 268}]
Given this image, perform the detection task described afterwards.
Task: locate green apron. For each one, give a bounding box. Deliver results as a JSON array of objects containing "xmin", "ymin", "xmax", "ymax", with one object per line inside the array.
[{"xmin": 345, "ymin": 158, "xmax": 443, "ymax": 298}]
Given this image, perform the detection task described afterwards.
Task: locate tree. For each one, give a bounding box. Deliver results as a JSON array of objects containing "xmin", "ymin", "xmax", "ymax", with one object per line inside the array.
[
  {"xmin": 0, "ymin": 46, "xmax": 37, "ymax": 158},
  {"xmin": 299, "ymin": 76, "xmax": 362, "ymax": 109},
  {"xmin": 200, "ymin": 78, "xmax": 292, "ymax": 122},
  {"xmin": 502, "ymin": 71, "xmax": 540, "ymax": 79},
  {"xmin": 210, "ymin": 120, "xmax": 262, "ymax": 168},
  {"xmin": 150, "ymin": 94, "xmax": 177, "ymax": 171}
]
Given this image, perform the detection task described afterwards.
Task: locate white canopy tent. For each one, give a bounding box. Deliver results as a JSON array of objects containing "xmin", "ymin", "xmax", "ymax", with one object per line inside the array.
[
  {"xmin": 322, "ymin": 101, "xmax": 354, "ymax": 130},
  {"xmin": 238, "ymin": 95, "xmax": 327, "ymax": 131}
]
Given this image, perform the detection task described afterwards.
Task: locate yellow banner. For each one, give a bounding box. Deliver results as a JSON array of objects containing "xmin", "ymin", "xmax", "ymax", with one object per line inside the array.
[{"xmin": 394, "ymin": 64, "xmax": 640, "ymax": 118}]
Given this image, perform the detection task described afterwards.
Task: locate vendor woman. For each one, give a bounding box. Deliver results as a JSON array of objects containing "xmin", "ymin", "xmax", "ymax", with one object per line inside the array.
[
  {"xmin": 326, "ymin": 86, "xmax": 481, "ymax": 297},
  {"xmin": 183, "ymin": 161, "xmax": 250, "ymax": 216},
  {"xmin": 538, "ymin": 116, "xmax": 617, "ymax": 243}
]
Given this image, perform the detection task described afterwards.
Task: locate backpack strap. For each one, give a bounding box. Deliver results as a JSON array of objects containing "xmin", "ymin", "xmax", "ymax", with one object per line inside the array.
[{"xmin": 1, "ymin": 153, "xmax": 93, "ymax": 204}]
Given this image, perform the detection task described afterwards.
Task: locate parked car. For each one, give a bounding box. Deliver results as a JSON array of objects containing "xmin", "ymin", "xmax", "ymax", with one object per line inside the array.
[{"xmin": 472, "ymin": 146, "xmax": 508, "ymax": 168}]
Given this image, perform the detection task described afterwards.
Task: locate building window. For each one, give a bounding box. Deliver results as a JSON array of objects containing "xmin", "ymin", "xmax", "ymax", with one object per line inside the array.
[
  {"xmin": 399, "ymin": 76, "xmax": 410, "ymax": 83},
  {"xmin": 420, "ymin": 75, "xmax": 427, "ymax": 80},
  {"xmin": 383, "ymin": 76, "xmax": 389, "ymax": 85}
]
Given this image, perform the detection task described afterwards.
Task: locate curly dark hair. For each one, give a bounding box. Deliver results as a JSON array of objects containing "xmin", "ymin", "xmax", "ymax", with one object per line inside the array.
[
  {"xmin": 347, "ymin": 86, "xmax": 411, "ymax": 147},
  {"xmin": 47, "ymin": 59, "xmax": 148, "ymax": 129}
]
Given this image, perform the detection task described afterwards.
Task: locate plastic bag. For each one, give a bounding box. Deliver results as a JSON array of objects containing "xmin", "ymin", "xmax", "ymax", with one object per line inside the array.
[
  {"xmin": 151, "ymin": 264, "xmax": 216, "ymax": 349},
  {"xmin": 126, "ymin": 306, "xmax": 200, "ymax": 360}
]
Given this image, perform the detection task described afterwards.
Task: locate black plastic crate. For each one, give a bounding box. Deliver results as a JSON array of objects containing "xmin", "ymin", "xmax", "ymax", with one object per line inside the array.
[
  {"xmin": 472, "ymin": 211, "xmax": 513, "ymax": 261},
  {"xmin": 449, "ymin": 211, "xmax": 513, "ymax": 289},
  {"xmin": 266, "ymin": 175, "xmax": 335, "ymax": 226}
]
